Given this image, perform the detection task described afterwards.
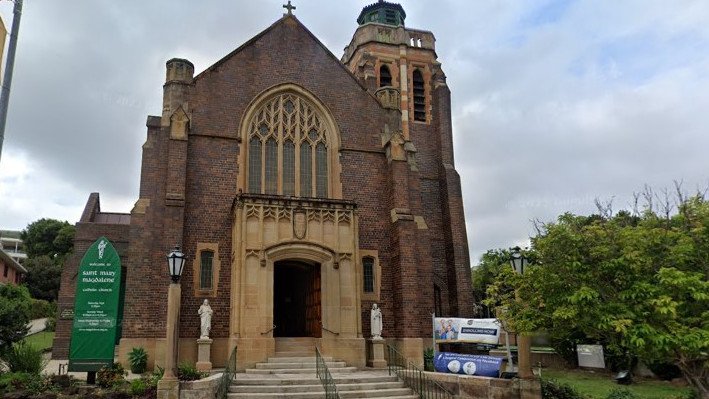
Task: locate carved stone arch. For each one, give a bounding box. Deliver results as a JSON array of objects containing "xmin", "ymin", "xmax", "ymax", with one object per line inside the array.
[
  {"xmin": 237, "ymin": 84, "xmax": 343, "ymax": 199},
  {"xmin": 264, "ymin": 241, "xmax": 336, "ymax": 265}
]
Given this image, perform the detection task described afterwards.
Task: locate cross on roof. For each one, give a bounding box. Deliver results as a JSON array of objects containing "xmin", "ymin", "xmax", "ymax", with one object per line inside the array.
[{"xmin": 283, "ymin": 1, "xmax": 296, "ymax": 15}]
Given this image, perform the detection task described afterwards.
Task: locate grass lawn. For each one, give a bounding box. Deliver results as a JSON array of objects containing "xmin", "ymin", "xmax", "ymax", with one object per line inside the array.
[
  {"xmin": 544, "ymin": 369, "xmax": 692, "ymax": 399},
  {"xmin": 22, "ymin": 331, "xmax": 55, "ymax": 352}
]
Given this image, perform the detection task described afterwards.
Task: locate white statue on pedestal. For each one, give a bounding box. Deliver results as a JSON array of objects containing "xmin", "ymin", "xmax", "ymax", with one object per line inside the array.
[
  {"xmin": 198, "ymin": 299, "xmax": 213, "ymax": 339},
  {"xmin": 371, "ymin": 303, "xmax": 383, "ymax": 340}
]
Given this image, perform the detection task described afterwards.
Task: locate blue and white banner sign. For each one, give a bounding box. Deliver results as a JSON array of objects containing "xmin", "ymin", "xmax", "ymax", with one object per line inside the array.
[
  {"xmin": 434, "ymin": 318, "xmax": 500, "ymax": 344},
  {"xmin": 433, "ymin": 352, "xmax": 504, "ymax": 377}
]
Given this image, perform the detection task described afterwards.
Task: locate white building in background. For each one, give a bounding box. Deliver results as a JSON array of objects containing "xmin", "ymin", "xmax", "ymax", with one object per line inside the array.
[{"xmin": 0, "ymin": 231, "xmax": 27, "ymax": 265}]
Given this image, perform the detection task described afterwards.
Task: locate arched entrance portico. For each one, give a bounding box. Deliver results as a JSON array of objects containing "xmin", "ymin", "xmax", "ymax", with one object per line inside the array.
[
  {"xmin": 273, "ymin": 260, "xmax": 321, "ymax": 338},
  {"xmin": 229, "ymin": 195, "xmax": 365, "ymax": 369}
]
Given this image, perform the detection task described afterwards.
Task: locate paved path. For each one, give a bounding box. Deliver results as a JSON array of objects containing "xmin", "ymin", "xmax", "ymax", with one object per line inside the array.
[{"xmin": 26, "ymin": 318, "xmax": 48, "ymax": 335}]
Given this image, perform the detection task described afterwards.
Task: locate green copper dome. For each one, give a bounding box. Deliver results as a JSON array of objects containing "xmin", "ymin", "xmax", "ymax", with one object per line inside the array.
[{"xmin": 357, "ymin": 1, "xmax": 406, "ymax": 27}]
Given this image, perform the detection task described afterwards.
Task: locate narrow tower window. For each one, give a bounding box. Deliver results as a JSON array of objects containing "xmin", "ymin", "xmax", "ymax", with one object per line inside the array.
[
  {"xmin": 413, "ymin": 69, "xmax": 426, "ymax": 122},
  {"xmin": 363, "ymin": 257, "xmax": 375, "ymax": 293},
  {"xmin": 380, "ymin": 65, "xmax": 392, "ymax": 87},
  {"xmin": 200, "ymin": 251, "xmax": 214, "ymax": 290}
]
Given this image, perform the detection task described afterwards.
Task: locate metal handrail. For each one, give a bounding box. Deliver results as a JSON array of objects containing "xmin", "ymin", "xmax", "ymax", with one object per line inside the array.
[
  {"xmin": 215, "ymin": 345, "xmax": 237, "ymax": 399},
  {"xmin": 320, "ymin": 321, "xmax": 339, "ymax": 335},
  {"xmin": 261, "ymin": 324, "xmax": 277, "ymax": 335},
  {"xmin": 387, "ymin": 345, "xmax": 454, "ymax": 399},
  {"xmin": 315, "ymin": 346, "xmax": 341, "ymax": 399}
]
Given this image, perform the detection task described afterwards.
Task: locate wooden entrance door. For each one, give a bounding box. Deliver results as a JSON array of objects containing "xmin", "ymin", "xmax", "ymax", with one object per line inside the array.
[
  {"xmin": 274, "ymin": 261, "xmax": 321, "ymax": 337},
  {"xmin": 305, "ymin": 267, "xmax": 321, "ymax": 337}
]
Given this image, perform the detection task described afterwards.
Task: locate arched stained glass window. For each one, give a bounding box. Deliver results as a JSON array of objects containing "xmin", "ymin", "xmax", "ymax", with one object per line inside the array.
[
  {"xmin": 300, "ymin": 142, "xmax": 312, "ymax": 197},
  {"xmin": 246, "ymin": 93, "xmax": 331, "ymax": 197},
  {"xmin": 248, "ymin": 137, "xmax": 262, "ymax": 193},
  {"xmin": 283, "ymin": 140, "xmax": 295, "ymax": 196},
  {"xmin": 316, "ymin": 143, "xmax": 328, "ymax": 198},
  {"xmin": 265, "ymin": 138, "xmax": 278, "ymax": 194}
]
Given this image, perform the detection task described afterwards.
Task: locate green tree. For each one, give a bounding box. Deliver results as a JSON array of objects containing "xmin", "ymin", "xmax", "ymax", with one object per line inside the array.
[
  {"xmin": 21, "ymin": 218, "xmax": 75, "ymax": 260},
  {"xmin": 486, "ymin": 195, "xmax": 709, "ymax": 398},
  {"xmin": 0, "ymin": 284, "xmax": 32, "ymax": 354},
  {"xmin": 23, "ymin": 256, "xmax": 62, "ymax": 302},
  {"xmin": 472, "ymin": 249, "xmax": 510, "ymax": 317}
]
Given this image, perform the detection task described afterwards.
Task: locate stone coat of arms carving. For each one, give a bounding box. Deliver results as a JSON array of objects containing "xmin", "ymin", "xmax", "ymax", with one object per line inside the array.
[{"xmin": 293, "ymin": 208, "xmax": 307, "ymax": 239}]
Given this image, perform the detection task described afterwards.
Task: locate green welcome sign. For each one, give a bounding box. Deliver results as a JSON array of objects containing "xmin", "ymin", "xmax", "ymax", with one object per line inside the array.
[{"xmin": 69, "ymin": 237, "xmax": 122, "ymax": 372}]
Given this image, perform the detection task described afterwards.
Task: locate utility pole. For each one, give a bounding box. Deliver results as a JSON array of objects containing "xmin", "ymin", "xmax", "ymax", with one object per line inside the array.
[{"xmin": 0, "ymin": 0, "xmax": 23, "ymax": 165}]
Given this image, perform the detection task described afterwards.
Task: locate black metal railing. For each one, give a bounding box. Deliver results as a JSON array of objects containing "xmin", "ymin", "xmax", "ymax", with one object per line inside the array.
[
  {"xmin": 315, "ymin": 346, "xmax": 341, "ymax": 399},
  {"xmin": 387, "ymin": 345, "xmax": 454, "ymax": 399},
  {"xmin": 215, "ymin": 345, "xmax": 237, "ymax": 399}
]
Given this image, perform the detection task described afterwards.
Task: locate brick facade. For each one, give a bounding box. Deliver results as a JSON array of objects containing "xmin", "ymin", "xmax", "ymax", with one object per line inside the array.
[{"xmin": 54, "ymin": 7, "xmax": 473, "ymax": 365}]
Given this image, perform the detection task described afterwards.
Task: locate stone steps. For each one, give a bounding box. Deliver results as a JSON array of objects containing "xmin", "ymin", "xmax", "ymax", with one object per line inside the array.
[
  {"xmin": 267, "ymin": 356, "xmax": 332, "ymax": 363},
  {"xmin": 255, "ymin": 361, "xmax": 347, "ymax": 369},
  {"xmin": 274, "ymin": 338, "xmax": 317, "ymax": 355},
  {"xmin": 230, "ymin": 339, "xmax": 414, "ymax": 399},
  {"xmin": 245, "ymin": 366, "xmax": 359, "ymax": 374},
  {"xmin": 232, "ymin": 381, "xmax": 405, "ymax": 393}
]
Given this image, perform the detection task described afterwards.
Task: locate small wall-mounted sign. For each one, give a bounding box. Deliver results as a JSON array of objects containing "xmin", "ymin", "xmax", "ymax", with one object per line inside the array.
[{"xmin": 60, "ymin": 307, "xmax": 75, "ymax": 320}]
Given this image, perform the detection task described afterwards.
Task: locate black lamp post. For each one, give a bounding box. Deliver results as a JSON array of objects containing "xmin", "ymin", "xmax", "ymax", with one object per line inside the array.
[
  {"xmin": 509, "ymin": 245, "xmax": 533, "ymax": 379},
  {"xmin": 158, "ymin": 245, "xmax": 187, "ymax": 393},
  {"xmin": 509, "ymin": 246, "xmax": 528, "ymax": 275},
  {"xmin": 166, "ymin": 245, "xmax": 187, "ymax": 283}
]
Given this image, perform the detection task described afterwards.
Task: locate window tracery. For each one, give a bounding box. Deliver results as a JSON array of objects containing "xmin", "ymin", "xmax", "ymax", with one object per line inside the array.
[{"xmin": 246, "ymin": 93, "xmax": 330, "ymax": 197}]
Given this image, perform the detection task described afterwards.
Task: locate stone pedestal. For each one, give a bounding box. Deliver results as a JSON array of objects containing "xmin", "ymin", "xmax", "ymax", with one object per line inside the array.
[
  {"xmin": 156, "ymin": 378, "xmax": 179, "ymax": 399},
  {"xmin": 196, "ymin": 338, "xmax": 213, "ymax": 372},
  {"xmin": 367, "ymin": 338, "xmax": 387, "ymax": 368}
]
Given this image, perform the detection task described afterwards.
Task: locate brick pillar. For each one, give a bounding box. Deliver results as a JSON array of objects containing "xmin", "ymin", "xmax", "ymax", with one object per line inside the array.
[{"xmin": 435, "ymin": 84, "xmax": 474, "ymax": 317}]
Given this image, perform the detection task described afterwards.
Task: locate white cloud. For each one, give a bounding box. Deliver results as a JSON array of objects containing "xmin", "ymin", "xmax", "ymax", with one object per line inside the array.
[{"xmin": 1, "ymin": 0, "xmax": 708, "ymax": 266}]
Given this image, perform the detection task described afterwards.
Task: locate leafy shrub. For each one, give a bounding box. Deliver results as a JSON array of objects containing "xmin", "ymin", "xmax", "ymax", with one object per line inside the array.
[
  {"xmin": 541, "ymin": 378, "xmax": 584, "ymax": 399},
  {"xmin": 648, "ymin": 362, "xmax": 682, "ymax": 380},
  {"xmin": 44, "ymin": 317, "xmax": 56, "ymax": 332},
  {"xmin": 3, "ymin": 341, "xmax": 47, "ymax": 373},
  {"xmin": 96, "ymin": 362, "xmax": 127, "ymax": 388},
  {"xmin": 49, "ymin": 374, "xmax": 76, "ymax": 389},
  {"xmin": 0, "ymin": 284, "xmax": 32, "ymax": 353},
  {"xmin": 605, "ymin": 388, "xmax": 639, "ymax": 399},
  {"xmin": 176, "ymin": 362, "xmax": 207, "ymax": 381},
  {"xmin": 130, "ymin": 378, "xmax": 147, "ymax": 396},
  {"xmin": 128, "ymin": 347, "xmax": 148, "ymax": 374},
  {"xmin": 0, "ymin": 372, "xmax": 49, "ymax": 394},
  {"xmin": 423, "ymin": 347, "xmax": 434, "ymax": 371},
  {"xmin": 28, "ymin": 299, "xmax": 56, "ymax": 319},
  {"xmin": 105, "ymin": 390, "xmax": 131, "ymax": 399}
]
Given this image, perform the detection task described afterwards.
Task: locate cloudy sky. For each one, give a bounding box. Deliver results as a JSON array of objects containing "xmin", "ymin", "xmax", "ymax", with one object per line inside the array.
[{"xmin": 1, "ymin": 0, "xmax": 708, "ymax": 263}]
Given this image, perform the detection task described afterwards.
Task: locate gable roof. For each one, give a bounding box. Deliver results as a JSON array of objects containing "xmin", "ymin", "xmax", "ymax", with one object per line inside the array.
[{"xmin": 194, "ymin": 15, "xmax": 372, "ymax": 97}]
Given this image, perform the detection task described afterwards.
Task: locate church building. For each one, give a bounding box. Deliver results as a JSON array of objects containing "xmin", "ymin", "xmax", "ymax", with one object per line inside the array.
[{"xmin": 53, "ymin": 1, "xmax": 474, "ymax": 369}]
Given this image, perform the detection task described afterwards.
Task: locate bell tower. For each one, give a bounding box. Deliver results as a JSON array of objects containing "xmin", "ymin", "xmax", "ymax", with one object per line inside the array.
[
  {"xmin": 343, "ymin": 1, "xmax": 474, "ymax": 320},
  {"xmin": 342, "ymin": 0, "xmax": 446, "ymax": 141}
]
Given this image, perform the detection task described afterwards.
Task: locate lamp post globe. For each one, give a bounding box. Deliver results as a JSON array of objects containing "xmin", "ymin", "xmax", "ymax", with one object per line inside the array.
[
  {"xmin": 509, "ymin": 246, "xmax": 528, "ymax": 275},
  {"xmin": 166, "ymin": 245, "xmax": 187, "ymax": 283}
]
